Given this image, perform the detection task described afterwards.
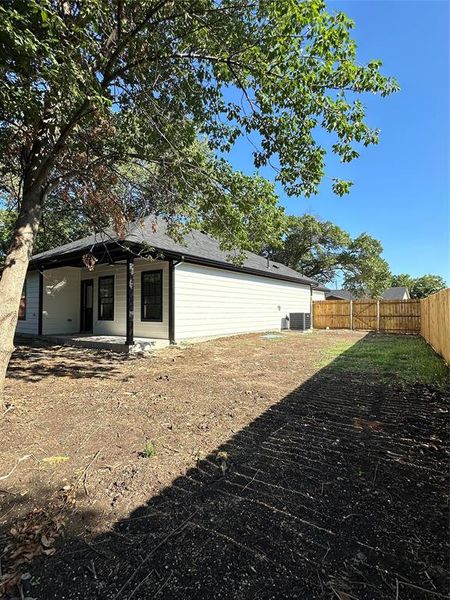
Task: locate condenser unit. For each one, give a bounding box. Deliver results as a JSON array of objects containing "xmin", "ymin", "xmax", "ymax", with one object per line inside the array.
[{"xmin": 289, "ymin": 312, "xmax": 311, "ymax": 331}]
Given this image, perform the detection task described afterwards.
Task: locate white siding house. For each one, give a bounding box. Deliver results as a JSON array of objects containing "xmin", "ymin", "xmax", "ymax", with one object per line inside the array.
[
  {"xmin": 15, "ymin": 216, "xmax": 322, "ymax": 350},
  {"xmin": 312, "ymin": 289, "xmax": 327, "ymax": 301},
  {"xmin": 42, "ymin": 267, "xmax": 81, "ymax": 334},
  {"xmin": 15, "ymin": 271, "xmax": 40, "ymax": 335},
  {"xmin": 174, "ymin": 262, "xmax": 311, "ymax": 340}
]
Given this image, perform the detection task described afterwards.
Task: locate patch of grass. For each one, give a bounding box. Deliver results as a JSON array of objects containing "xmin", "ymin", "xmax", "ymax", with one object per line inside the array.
[
  {"xmin": 260, "ymin": 332, "xmax": 284, "ymax": 342},
  {"xmin": 318, "ymin": 334, "xmax": 449, "ymax": 388},
  {"xmin": 142, "ymin": 440, "xmax": 157, "ymax": 458},
  {"xmin": 42, "ymin": 455, "xmax": 70, "ymax": 465}
]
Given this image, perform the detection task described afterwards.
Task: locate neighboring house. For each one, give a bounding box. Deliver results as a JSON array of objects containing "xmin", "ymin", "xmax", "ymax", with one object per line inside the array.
[
  {"xmin": 381, "ymin": 286, "xmax": 410, "ymax": 300},
  {"xmin": 15, "ymin": 216, "xmax": 321, "ymax": 351},
  {"xmin": 325, "ymin": 287, "xmax": 411, "ymax": 301},
  {"xmin": 311, "ymin": 285, "xmax": 330, "ymax": 301},
  {"xmin": 325, "ymin": 289, "xmax": 356, "ymax": 301}
]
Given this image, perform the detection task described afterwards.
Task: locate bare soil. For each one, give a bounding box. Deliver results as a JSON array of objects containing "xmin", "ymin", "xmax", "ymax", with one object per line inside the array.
[{"xmin": 0, "ymin": 331, "xmax": 448, "ymax": 599}]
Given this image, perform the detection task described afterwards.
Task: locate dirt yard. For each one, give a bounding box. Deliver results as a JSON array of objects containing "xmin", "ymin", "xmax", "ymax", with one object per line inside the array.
[{"xmin": 1, "ymin": 331, "xmax": 448, "ymax": 599}]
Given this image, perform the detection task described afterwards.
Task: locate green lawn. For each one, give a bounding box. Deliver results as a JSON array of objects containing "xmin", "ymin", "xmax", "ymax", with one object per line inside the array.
[{"xmin": 318, "ymin": 334, "xmax": 449, "ymax": 389}]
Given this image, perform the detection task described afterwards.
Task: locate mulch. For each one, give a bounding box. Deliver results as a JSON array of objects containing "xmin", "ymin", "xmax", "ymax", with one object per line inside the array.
[{"xmin": 1, "ymin": 332, "xmax": 448, "ymax": 599}]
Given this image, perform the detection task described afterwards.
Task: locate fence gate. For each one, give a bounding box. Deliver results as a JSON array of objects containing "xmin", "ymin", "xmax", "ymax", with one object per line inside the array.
[
  {"xmin": 312, "ymin": 299, "xmax": 421, "ymax": 333},
  {"xmin": 352, "ymin": 301, "xmax": 378, "ymax": 331}
]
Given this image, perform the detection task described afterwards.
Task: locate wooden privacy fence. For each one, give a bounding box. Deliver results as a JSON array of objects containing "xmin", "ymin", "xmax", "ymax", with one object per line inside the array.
[
  {"xmin": 421, "ymin": 289, "xmax": 450, "ymax": 364},
  {"xmin": 312, "ymin": 299, "xmax": 421, "ymax": 334}
]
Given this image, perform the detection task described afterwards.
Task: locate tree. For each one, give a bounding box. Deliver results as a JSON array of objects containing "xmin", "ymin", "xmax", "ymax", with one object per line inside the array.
[
  {"xmin": 341, "ymin": 233, "xmax": 391, "ymax": 298},
  {"xmin": 0, "ymin": 208, "xmax": 17, "ymax": 265},
  {"xmin": 389, "ymin": 274, "xmax": 413, "ymax": 289},
  {"xmin": 391, "ymin": 273, "xmax": 446, "ymax": 299},
  {"xmin": 268, "ymin": 214, "xmax": 391, "ymax": 297},
  {"xmin": 0, "ymin": 200, "xmax": 92, "ymax": 264},
  {"xmin": 0, "ymin": 0, "xmax": 398, "ymax": 399},
  {"xmin": 267, "ymin": 214, "xmax": 351, "ymax": 282}
]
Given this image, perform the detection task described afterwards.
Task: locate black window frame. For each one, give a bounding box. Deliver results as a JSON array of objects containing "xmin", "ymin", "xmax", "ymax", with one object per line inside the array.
[
  {"xmin": 98, "ymin": 275, "xmax": 115, "ymax": 321},
  {"xmin": 141, "ymin": 269, "xmax": 163, "ymax": 322},
  {"xmin": 18, "ymin": 280, "xmax": 26, "ymax": 320}
]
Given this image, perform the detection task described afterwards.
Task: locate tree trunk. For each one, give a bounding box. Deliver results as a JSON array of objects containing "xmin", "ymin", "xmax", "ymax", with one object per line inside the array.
[{"xmin": 0, "ymin": 187, "xmax": 43, "ymax": 407}]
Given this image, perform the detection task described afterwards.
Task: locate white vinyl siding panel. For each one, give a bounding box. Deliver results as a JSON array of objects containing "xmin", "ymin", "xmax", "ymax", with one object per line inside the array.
[
  {"xmin": 312, "ymin": 290, "xmax": 326, "ymax": 301},
  {"xmin": 174, "ymin": 263, "xmax": 311, "ymax": 340},
  {"xmin": 80, "ymin": 259, "xmax": 169, "ymax": 338},
  {"xmin": 15, "ymin": 272, "xmax": 39, "ymax": 335},
  {"xmin": 42, "ymin": 267, "xmax": 81, "ymax": 334}
]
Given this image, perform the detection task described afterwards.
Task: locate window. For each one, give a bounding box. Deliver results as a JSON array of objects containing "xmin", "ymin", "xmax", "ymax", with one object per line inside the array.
[
  {"xmin": 18, "ymin": 281, "xmax": 26, "ymax": 320},
  {"xmin": 98, "ymin": 276, "xmax": 114, "ymax": 320},
  {"xmin": 141, "ymin": 270, "xmax": 163, "ymax": 322}
]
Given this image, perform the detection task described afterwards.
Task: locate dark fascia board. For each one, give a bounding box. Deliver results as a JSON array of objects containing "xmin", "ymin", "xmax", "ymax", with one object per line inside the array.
[
  {"xmin": 28, "ymin": 241, "xmax": 134, "ymax": 271},
  {"xmin": 29, "ymin": 241, "xmax": 315, "ymax": 288}
]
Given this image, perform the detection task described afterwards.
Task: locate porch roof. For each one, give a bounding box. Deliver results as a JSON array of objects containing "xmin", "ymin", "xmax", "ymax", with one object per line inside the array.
[{"xmin": 30, "ymin": 215, "xmax": 319, "ymax": 287}]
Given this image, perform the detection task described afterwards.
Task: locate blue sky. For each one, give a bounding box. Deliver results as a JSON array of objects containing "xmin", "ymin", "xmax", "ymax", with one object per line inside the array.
[{"xmin": 225, "ymin": 0, "xmax": 449, "ymax": 282}]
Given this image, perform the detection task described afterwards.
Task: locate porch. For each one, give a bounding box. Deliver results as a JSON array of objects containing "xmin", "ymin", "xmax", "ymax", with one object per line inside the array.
[{"xmin": 16, "ymin": 243, "xmax": 176, "ymax": 352}]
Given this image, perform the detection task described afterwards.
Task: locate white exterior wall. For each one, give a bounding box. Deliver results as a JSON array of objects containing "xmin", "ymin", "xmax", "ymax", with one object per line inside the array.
[
  {"xmin": 15, "ymin": 271, "xmax": 39, "ymax": 335},
  {"xmin": 312, "ymin": 290, "xmax": 326, "ymax": 301},
  {"xmin": 16, "ymin": 259, "xmax": 311, "ymax": 342},
  {"xmin": 174, "ymin": 262, "xmax": 311, "ymax": 340},
  {"xmin": 42, "ymin": 267, "xmax": 81, "ymax": 334},
  {"xmin": 80, "ymin": 259, "xmax": 169, "ymax": 339}
]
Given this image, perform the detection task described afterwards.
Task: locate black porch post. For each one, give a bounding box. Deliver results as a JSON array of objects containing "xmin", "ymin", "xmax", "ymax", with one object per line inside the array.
[
  {"xmin": 126, "ymin": 253, "xmax": 134, "ymax": 345},
  {"xmin": 168, "ymin": 259, "xmax": 175, "ymax": 344},
  {"xmin": 38, "ymin": 269, "xmax": 43, "ymax": 336}
]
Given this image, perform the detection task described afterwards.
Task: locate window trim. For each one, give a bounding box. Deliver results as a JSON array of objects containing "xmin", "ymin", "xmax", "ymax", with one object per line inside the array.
[
  {"xmin": 18, "ymin": 280, "xmax": 26, "ymax": 321},
  {"xmin": 98, "ymin": 275, "xmax": 115, "ymax": 321},
  {"xmin": 141, "ymin": 269, "xmax": 163, "ymax": 322}
]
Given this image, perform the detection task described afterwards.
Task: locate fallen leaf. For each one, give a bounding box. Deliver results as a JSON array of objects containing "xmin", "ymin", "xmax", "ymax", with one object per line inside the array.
[{"xmin": 40, "ymin": 535, "xmax": 53, "ymax": 548}]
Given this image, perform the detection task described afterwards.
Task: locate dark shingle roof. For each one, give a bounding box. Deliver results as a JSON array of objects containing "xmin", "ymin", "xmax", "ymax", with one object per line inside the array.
[
  {"xmin": 314, "ymin": 285, "xmax": 331, "ymax": 292},
  {"xmin": 31, "ymin": 215, "xmax": 319, "ymax": 287},
  {"xmin": 325, "ymin": 289, "xmax": 355, "ymax": 300},
  {"xmin": 382, "ymin": 286, "xmax": 410, "ymax": 300},
  {"xmin": 325, "ymin": 287, "xmax": 411, "ymax": 301}
]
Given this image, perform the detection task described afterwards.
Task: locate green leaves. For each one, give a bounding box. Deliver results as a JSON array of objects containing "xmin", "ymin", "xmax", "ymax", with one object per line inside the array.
[
  {"xmin": 341, "ymin": 233, "xmax": 391, "ymax": 298},
  {"xmin": 0, "ymin": 199, "xmax": 92, "ymax": 265},
  {"xmin": 267, "ymin": 214, "xmax": 391, "ymax": 297},
  {"xmin": 390, "ymin": 274, "xmax": 447, "ymax": 299},
  {"xmin": 0, "ymin": 0, "xmax": 398, "ymax": 255},
  {"xmin": 332, "ymin": 179, "xmax": 353, "ymax": 195},
  {"xmin": 267, "ymin": 214, "xmax": 351, "ymax": 282}
]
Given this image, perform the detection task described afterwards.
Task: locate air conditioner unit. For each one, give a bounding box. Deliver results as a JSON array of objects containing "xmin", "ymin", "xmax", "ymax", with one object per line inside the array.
[{"xmin": 289, "ymin": 312, "xmax": 311, "ymax": 331}]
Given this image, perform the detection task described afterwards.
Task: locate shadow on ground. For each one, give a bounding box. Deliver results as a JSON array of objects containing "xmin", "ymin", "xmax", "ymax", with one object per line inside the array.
[
  {"xmin": 8, "ymin": 340, "xmax": 131, "ymax": 382},
  {"xmin": 3, "ymin": 336, "xmax": 449, "ymax": 599}
]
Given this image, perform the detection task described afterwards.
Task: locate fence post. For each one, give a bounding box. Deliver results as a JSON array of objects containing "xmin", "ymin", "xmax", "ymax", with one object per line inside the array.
[
  {"xmin": 350, "ymin": 300, "xmax": 353, "ymax": 330},
  {"xmin": 376, "ymin": 300, "xmax": 380, "ymax": 332}
]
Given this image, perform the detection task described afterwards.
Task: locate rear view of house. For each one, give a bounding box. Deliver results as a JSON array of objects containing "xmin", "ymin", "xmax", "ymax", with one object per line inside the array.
[{"xmin": 16, "ymin": 217, "xmax": 321, "ymax": 351}]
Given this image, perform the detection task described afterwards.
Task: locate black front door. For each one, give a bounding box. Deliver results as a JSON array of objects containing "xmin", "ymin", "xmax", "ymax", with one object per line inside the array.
[{"xmin": 80, "ymin": 279, "xmax": 94, "ymax": 333}]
